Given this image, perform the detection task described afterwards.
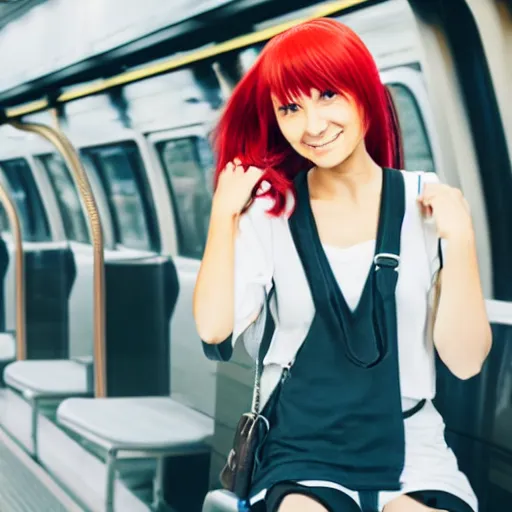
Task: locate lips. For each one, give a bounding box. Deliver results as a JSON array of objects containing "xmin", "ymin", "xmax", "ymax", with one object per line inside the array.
[{"xmin": 304, "ymin": 130, "xmax": 343, "ymax": 149}]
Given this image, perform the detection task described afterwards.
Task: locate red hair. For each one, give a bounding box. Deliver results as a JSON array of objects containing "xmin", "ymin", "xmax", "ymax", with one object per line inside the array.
[{"xmin": 212, "ymin": 18, "xmax": 404, "ymax": 216}]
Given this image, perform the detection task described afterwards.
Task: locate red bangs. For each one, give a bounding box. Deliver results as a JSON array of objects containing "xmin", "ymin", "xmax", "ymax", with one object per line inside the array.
[{"xmin": 260, "ymin": 18, "xmax": 377, "ymax": 109}]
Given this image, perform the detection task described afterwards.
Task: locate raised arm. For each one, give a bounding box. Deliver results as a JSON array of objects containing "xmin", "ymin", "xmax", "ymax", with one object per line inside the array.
[
  {"xmin": 418, "ymin": 182, "xmax": 492, "ymax": 380},
  {"xmin": 193, "ymin": 160, "xmax": 264, "ymax": 344}
]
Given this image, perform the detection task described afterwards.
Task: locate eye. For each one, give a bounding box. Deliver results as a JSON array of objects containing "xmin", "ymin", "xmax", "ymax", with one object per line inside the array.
[
  {"xmin": 320, "ymin": 90, "xmax": 337, "ymax": 100},
  {"xmin": 278, "ymin": 103, "xmax": 300, "ymax": 114}
]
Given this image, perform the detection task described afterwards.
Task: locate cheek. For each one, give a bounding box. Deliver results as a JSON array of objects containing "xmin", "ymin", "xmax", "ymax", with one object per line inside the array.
[{"xmin": 278, "ymin": 118, "xmax": 304, "ymax": 146}]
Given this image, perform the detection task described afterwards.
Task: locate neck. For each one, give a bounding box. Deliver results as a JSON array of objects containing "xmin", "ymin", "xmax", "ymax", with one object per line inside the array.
[{"xmin": 309, "ymin": 142, "xmax": 382, "ymax": 201}]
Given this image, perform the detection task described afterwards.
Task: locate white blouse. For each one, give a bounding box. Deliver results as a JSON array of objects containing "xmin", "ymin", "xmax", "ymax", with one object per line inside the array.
[{"xmin": 232, "ymin": 170, "xmax": 443, "ymax": 409}]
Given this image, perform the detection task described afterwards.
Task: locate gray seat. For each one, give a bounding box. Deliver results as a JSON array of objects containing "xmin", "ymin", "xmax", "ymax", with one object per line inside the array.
[
  {"xmin": 3, "ymin": 359, "xmax": 92, "ymax": 457},
  {"xmin": 0, "ymin": 332, "xmax": 15, "ymax": 362},
  {"xmin": 57, "ymin": 396, "xmax": 214, "ymax": 510},
  {"xmin": 4, "ymin": 360, "xmax": 90, "ymax": 398},
  {"xmin": 202, "ymin": 490, "xmax": 239, "ymax": 512}
]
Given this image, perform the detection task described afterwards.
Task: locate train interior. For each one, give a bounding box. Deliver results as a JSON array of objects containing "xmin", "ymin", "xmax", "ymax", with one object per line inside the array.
[{"xmin": 0, "ymin": 0, "xmax": 510, "ymax": 511}]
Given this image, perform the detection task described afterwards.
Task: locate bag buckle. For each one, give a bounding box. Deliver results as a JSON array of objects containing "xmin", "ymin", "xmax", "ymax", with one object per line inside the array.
[{"xmin": 374, "ymin": 253, "xmax": 400, "ymax": 271}]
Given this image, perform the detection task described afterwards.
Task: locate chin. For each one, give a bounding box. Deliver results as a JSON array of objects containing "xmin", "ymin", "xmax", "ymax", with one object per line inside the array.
[{"xmin": 309, "ymin": 151, "xmax": 349, "ymax": 170}]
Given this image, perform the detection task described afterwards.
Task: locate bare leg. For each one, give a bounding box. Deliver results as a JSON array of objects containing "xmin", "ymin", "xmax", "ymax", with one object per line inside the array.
[
  {"xmin": 384, "ymin": 494, "xmax": 448, "ymax": 512},
  {"xmin": 278, "ymin": 493, "xmax": 330, "ymax": 512}
]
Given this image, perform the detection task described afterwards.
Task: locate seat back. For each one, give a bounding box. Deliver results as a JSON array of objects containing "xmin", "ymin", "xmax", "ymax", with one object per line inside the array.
[
  {"xmin": 23, "ymin": 244, "xmax": 76, "ymax": 359},
  {"xmin": 104, "ymin": 255, "xmax": 178, "ymax": 397},
  {"xmin": 434, "ymin": 310, "xmax": 512, "ymax": 510}
]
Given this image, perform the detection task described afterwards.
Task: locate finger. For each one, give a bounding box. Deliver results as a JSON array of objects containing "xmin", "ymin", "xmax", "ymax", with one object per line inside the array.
[
  {"xmin": 420, "ymin": 182, "xmax": 445, "ymax": 201},
  {"xmin": 417, "ymin": 194, "xmax": 433, "ymax": 207},
  {"xmin": 233, "ymin": 164, "xmax": 246, "ymax": 175},
  {"xmin": 417, "ymin": 200, "xmax": 433, "ymax": 217},
  {"xmin": 223, "ymin": 161, "xmax": 235, "ymax": 173},
  {"xmin": 246, "ymin": 165, "xmax": 264, "ymax": 178}
]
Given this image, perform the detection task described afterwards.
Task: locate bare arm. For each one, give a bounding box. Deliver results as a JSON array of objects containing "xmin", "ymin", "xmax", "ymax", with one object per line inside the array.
[
  {"xmin": 434, "ymin": 234, "xmax": 492, "ymax": 379},
  {"xmin": 420, "ymin": 183, "xmax": 492, "ymax": 380},
  {"xmin": 193, "ymin": 204, "xmax": 238, "ymax": 344},
  {"xmin": 193, "ymin": 160, "xmax": 264, "ymax": 344}
]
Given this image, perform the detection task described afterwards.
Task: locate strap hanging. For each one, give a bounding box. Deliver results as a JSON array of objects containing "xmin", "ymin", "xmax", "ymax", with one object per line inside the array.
[{"xmin": 251, "ymin": 282, "xmax": 276, "ymax": 414}]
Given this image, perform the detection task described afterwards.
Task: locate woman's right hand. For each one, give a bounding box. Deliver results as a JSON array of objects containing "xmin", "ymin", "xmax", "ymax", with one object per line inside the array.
[{"xmin": 213, "ymin": 158, "xmax": 264, "ymax": 217}]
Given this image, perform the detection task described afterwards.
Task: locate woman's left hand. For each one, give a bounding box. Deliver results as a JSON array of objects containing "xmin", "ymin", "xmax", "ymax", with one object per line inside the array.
[{"xmin": 418, "ymin": 183, "xmax": 473, "ymax": 240}]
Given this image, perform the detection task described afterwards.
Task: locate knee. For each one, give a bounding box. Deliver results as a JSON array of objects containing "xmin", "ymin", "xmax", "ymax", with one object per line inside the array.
[
  {"xmin": 278, "ymin": 493, "xmax": 329, "ymax": 512},
  {"xmin": 383, "ymin": 498, "xmax": 449, "ymax": 512}
]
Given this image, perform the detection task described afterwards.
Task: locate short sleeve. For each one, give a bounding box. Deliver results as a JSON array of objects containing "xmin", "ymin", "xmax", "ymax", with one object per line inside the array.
[
  {"xmin": 202, "ymin": 196, "xmax": 274, "ymax": 362},
  {"xmin": 417, "ymin": 171, "xmax": 445, "ymax": 280}
]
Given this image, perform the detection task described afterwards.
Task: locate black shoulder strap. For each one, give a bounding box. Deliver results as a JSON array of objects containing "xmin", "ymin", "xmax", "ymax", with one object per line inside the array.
[
  {"xmin": 370, "ymin": 169, "xmax": 405, "ymax": 368},
  {"xmin": 373, "ymin": 168, "xmax": 405, "ymax": 279}
]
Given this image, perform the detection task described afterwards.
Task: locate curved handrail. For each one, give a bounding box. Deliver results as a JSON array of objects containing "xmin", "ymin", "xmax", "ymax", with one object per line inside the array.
[
  {"xmin": 0, "ymin": 181, "xmax": 25, "ymax": 360},
  {"xmin": 9, "ymin": 120, "xmax": 107, "ymax": 397}
]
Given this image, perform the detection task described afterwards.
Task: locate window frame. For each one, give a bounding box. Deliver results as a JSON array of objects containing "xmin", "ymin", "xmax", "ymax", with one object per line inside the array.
[
  {"xmin": 381, "ymin": 66, "xmax": 443, "ymax": 178},
  {"xmin": 36, "ymin": 153, "xmax": 91, "ymax": 244},
  {"xmin": 147, "ymin": 125, "xmax": 212, "ymax": 262},
  {"xmin": 81, "ymin": 141, "xmax": 161, "ymax": 253},
  {"xmin": 0, "ymin": 157, "xmax": 52, "ymax": 242}
]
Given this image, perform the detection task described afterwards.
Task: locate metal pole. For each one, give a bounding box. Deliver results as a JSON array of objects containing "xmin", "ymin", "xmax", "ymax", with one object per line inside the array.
[
  {"xmin": 9, "ymin": 121, "xmax": 107, "ymax": 397},
  {"xmin": 0, "ymin": 180, "xmax": 25, "ymax": 360}
]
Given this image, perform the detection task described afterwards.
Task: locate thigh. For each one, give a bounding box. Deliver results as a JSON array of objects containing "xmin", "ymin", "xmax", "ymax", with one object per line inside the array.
[
  {"xmin": 383, "ymin": 494, "xmax": 447, "ymax": 512},
  {"xmin": 407, "ymin": 490, "xmax": 475, "ymax": 512},
  {"xmin": 262, "ymin": 482, "xmax": 361, "ymax": 512},
  {"xmin": 383, "ymin": 491, "xmax": 475, "ymax": 512},
  {"xmin": 278, "ymin": 494, "xmax": 329, "ymax": 512}
]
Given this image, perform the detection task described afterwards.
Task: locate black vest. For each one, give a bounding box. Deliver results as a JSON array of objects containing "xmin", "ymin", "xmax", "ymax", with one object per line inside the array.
[{"xmin": 251, "ymin": 168, "xmax": 410, "ymax": 497}]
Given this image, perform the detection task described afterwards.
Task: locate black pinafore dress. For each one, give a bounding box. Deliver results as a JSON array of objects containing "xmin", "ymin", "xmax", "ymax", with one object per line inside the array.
[{"xmin": 250, "ymin": 168, "xmax": 425, "ymax": 511}]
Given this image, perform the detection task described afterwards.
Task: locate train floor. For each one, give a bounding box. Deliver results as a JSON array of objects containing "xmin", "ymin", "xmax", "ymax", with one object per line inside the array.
[
  {"xmin": 0, "ymin": 428, "xmax": 82, "ymax": 511},
  {"xmin": 0, "ymin": 387, "xmax": 183, "ymax": 512}
]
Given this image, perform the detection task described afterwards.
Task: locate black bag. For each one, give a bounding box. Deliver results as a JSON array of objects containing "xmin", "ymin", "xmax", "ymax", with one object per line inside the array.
[{"xmin": 219, "ymin": 286, "xmax": 275, "ymax": 499}]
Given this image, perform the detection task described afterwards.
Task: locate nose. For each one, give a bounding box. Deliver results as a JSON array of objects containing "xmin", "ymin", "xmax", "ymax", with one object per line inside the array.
[{"xmin": 304, "ymin": 107, "xmax": 328, "ymax": 137}]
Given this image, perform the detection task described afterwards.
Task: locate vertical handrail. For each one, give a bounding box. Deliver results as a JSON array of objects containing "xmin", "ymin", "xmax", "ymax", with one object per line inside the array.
[
  {"xmin": 9, "ymin": 120, "xmax": 107, "ymax": 397},
  {"xmin": 0, "ymin": 182, "xmax": 25, "ymax": 360}
]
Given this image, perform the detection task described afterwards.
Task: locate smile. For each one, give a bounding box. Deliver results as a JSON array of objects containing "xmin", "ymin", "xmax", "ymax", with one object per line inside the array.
[{"xmin": 305, "ymin": 131, "xmax": 343, "ymax": 149}]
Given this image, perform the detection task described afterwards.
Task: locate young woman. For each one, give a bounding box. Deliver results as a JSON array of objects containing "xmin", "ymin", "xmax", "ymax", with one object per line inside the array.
[{"xmin": 193, "ymin": 18, "xmax": 491, "ymax": 512}]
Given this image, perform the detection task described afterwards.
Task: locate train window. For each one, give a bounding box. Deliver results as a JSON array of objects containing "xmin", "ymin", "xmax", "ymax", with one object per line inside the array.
[
  {"xmin": 156, "ymin": 136, "xmax": 213, "ymax": 259},
  {"xmin": 84, "ymin": 142, "xmax": 158, "ymax": 251},
  {"xmin": 0, "ymin": 158, "xmax": 51, "ymax": 242},
  {"xmin": 39, "ymin": 154, "xmax": 90, "ymax": 244},
  {"xmin": 387, "ymin": 83, "xmax": 435, "ymax": 173}
]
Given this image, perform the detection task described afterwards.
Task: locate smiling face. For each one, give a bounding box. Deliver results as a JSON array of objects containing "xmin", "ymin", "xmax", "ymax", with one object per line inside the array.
[{"xmin": 271, "ymin": 88, "xmax": 367, "ymax": 170}]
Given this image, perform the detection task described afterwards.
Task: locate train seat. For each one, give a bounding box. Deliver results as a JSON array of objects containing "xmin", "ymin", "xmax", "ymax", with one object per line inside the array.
[
  {"xmin": 2, "ymin": 254, "xmax": 176, "ymax": 462},
  {"xmin": 4, "ymin": 359, "xmax": 90, "ymax": 399},
  {"xmin": 3, "ymin": 358, "xmax": 92, "ymax": 456},
  {"xmin": 57, "ymin": 396, "xmax": 214, "ymax": 509},
  {"xmin": 0, "ymin": 332, "xmax": 15, "ymax": 362},
  {"xmin": 202, "ymin": 489, "xmax": 239, "ymax": 512}
]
